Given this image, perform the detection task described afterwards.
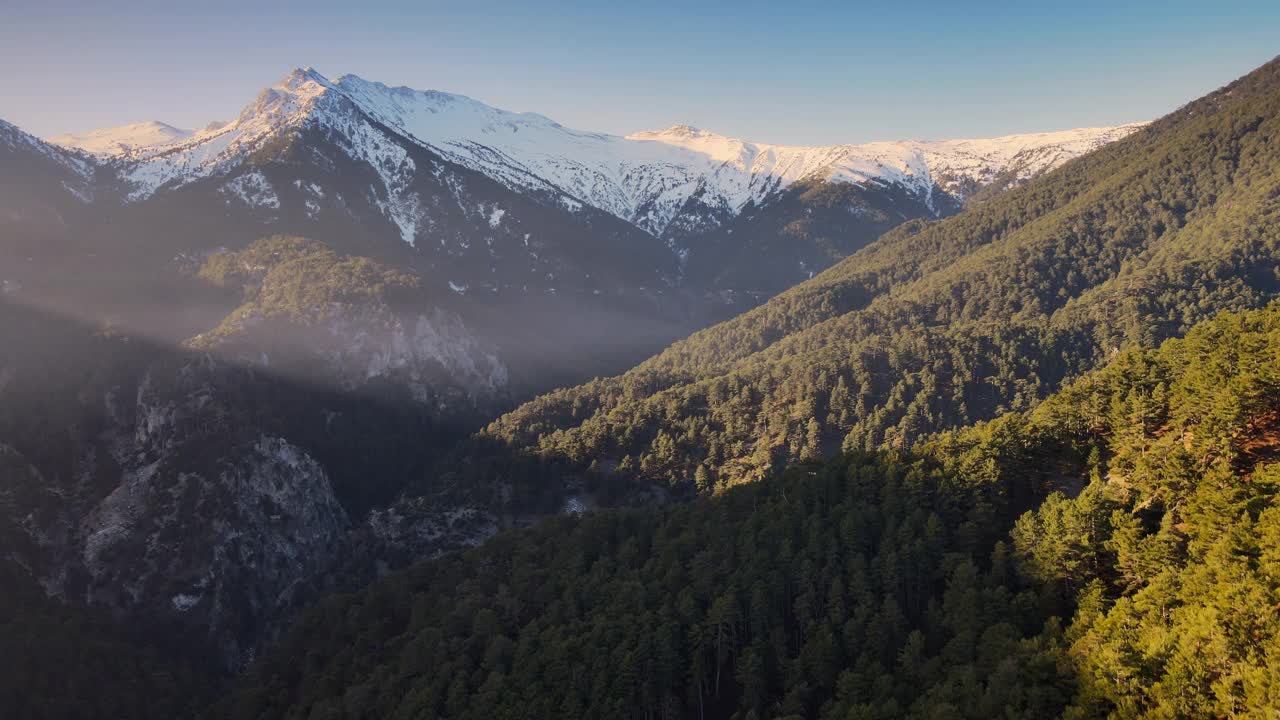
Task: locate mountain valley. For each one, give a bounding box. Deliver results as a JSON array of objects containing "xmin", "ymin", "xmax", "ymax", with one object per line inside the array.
[{"xmin": 2, "ymin": 37, "xmax": 1278, "ymax": 720}]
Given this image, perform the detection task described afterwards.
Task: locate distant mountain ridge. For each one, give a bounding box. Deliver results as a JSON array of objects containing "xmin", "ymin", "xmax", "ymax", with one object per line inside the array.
[
  {"xmin": 1, "ymin": 67, "xmax": 1145, "ymax": 393},
  {"xmin": 44, "ymin": 67, "xmax": 1142, "ymax": 242}
]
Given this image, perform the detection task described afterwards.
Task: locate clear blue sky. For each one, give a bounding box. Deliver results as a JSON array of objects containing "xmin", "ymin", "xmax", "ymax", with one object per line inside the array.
[{"xmin": 3, "ymin": 0, "xmax": 1277, "ymax": 144}]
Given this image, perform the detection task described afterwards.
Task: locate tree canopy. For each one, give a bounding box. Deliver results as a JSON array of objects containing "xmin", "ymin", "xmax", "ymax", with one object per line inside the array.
[{"xmin": 215, "ymin": 300, "xmax": 1280, "ymax": 719}]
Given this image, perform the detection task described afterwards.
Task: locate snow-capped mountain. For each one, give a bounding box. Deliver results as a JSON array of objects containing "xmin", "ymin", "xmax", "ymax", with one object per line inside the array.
[
  {"xmin": 40, "ymin": 68, "xmax": 1143, "ymax": 240},
  {"xmin": 1, "ymin": 67, "xmax": 1149, "ymax": 384},
  {"xmin": 3, "ymin": 69, "xmax": 685, "ymax": 392},
  {"xmin": 58, "ymin": 69, "xmax": 348, "ymax": 203},
  {"xmin": 1, "ymin": 117, "xmax": 95, "ymax": 187},
  {"xmin": 49, "ymin": 120, "xmax": 194, "ymax": 157},
  {"xmin": 0, "ymin": 117, "xmax": 98, "ymax": 228}
]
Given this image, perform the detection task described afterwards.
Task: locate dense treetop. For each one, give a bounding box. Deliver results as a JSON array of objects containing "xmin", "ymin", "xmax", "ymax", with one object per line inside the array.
[
  {"xmin": 214, "ymin": 299, "xmax": 1280, "ymax": 720},
  {"xmin": 192, "ymin": 235, "xmax": 424, "ymax": 342}
]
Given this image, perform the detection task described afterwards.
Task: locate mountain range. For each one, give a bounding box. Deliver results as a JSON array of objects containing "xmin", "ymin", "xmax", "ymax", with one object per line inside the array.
[
  {"xmin": 1, "ymin": 68, "xmax": 1142, "ymax": 396},
  {"xmin": 5, "ymin": 54, "xmax": 1277, "ymax": 720},
  {"xmin": 43, "ymin": 67, "xmax": 1139, "ymax": 243}
]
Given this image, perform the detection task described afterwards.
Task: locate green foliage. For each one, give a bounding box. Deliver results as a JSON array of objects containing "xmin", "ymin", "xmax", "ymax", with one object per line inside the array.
[
  {"xmin": 218, "ymin": 300, "xmax": 1280, "ymax": 719},
  {"xmin": 192, "ymin": 235, "xmax": 422, "ymax": 347},
  {"xmin": 1010, "ymin": 302, "xmax": 1280, "ymax": 718},
  {"xmin": 218, "ymin": 448, "xmax": 1066, "ymax": 720}
]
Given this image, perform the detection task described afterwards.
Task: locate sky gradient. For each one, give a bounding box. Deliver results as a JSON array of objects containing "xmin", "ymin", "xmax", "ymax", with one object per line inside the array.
[{"xmin": 2, "ymin": 0, "xmax": 1277, "ymax": 145}]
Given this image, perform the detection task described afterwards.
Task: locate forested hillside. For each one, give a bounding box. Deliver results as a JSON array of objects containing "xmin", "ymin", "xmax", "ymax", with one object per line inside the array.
[
  {"xmin": 478, "ymin": 56, "xmax": 1280, "ymax": 493},
  {"xmin": 215, "ymin": 300, "xmax": 1280, "ymax": 720},
  {"xmin": 5, "ymin": 45, "xmax": 1279, "ymax": 720}
]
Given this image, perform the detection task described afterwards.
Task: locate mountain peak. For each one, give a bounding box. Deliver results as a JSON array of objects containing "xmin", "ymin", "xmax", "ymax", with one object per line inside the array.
[
  {"xmin": 233, "ymin": 67, "xmax": 338, "ymax": 129},
  {"xmin": 281, "ymin": 66, "xmax": 331, "ymax": 89},
  {"xmin": 47, "ymin": 120, "xmax": 194, "ymax": 156},
  {"xmin": 90, "ymin": 67, "xmax": 348, "ymax": 199},
  {"xmin": 662, "ymin": 123, "xmax": 703, "ymax": 135},
  {"xmin": 632, "ymin": 123, "xmax": 711, "ymax": 139},
  {"xmin": 40, "ymin": 67, "xmax": 1144, "ymax": 232}
]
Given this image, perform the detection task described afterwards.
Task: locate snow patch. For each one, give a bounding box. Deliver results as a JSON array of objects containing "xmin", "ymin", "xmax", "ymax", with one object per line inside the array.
[{"xmin": 223, "ymin": 171, "xmax": 280, "ymax": 209}]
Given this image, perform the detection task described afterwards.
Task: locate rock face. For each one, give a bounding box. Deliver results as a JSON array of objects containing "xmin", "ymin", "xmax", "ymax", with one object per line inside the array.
[
  {"xmin": 297, "ymin": 307, "xmax": 510, "ymax": 401},
  {"xmin": 1, "ymin": 337, "xmax": 351, "ymax": 667},
  {"xmin": 80, "ymin": 427, "xmax": 349, "ymax": 669},
  {"xmin": 0, "ymin": 289, "xmax": 505, "ymax": 671}
]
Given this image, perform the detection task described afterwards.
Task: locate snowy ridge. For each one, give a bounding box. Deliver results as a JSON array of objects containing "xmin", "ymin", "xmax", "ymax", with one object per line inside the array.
[
  {"xmin": 41, "ymin": 67, "xmax": 1145, "ymax": 236},
  {"xmin": 325, "ymin": 74, "xmax": 1143, "ymax": 234},
  {"xmin": 61, "ymin": 68, "xmax": 440, "ymax": 238},
  {"xmin": 631, "ymin": 123, "xmax": 1146, "ymax": 208},
  {"xmin": 88, "ymin": 68, "xmax": 344, "ymax": 200},
  {"xmin": 1, "ymin": 118, "xmax": 95, "ymax": 180},
  {"xmin": 49, "ymin": 121, "xmax": 194, "ymax": 157}
]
